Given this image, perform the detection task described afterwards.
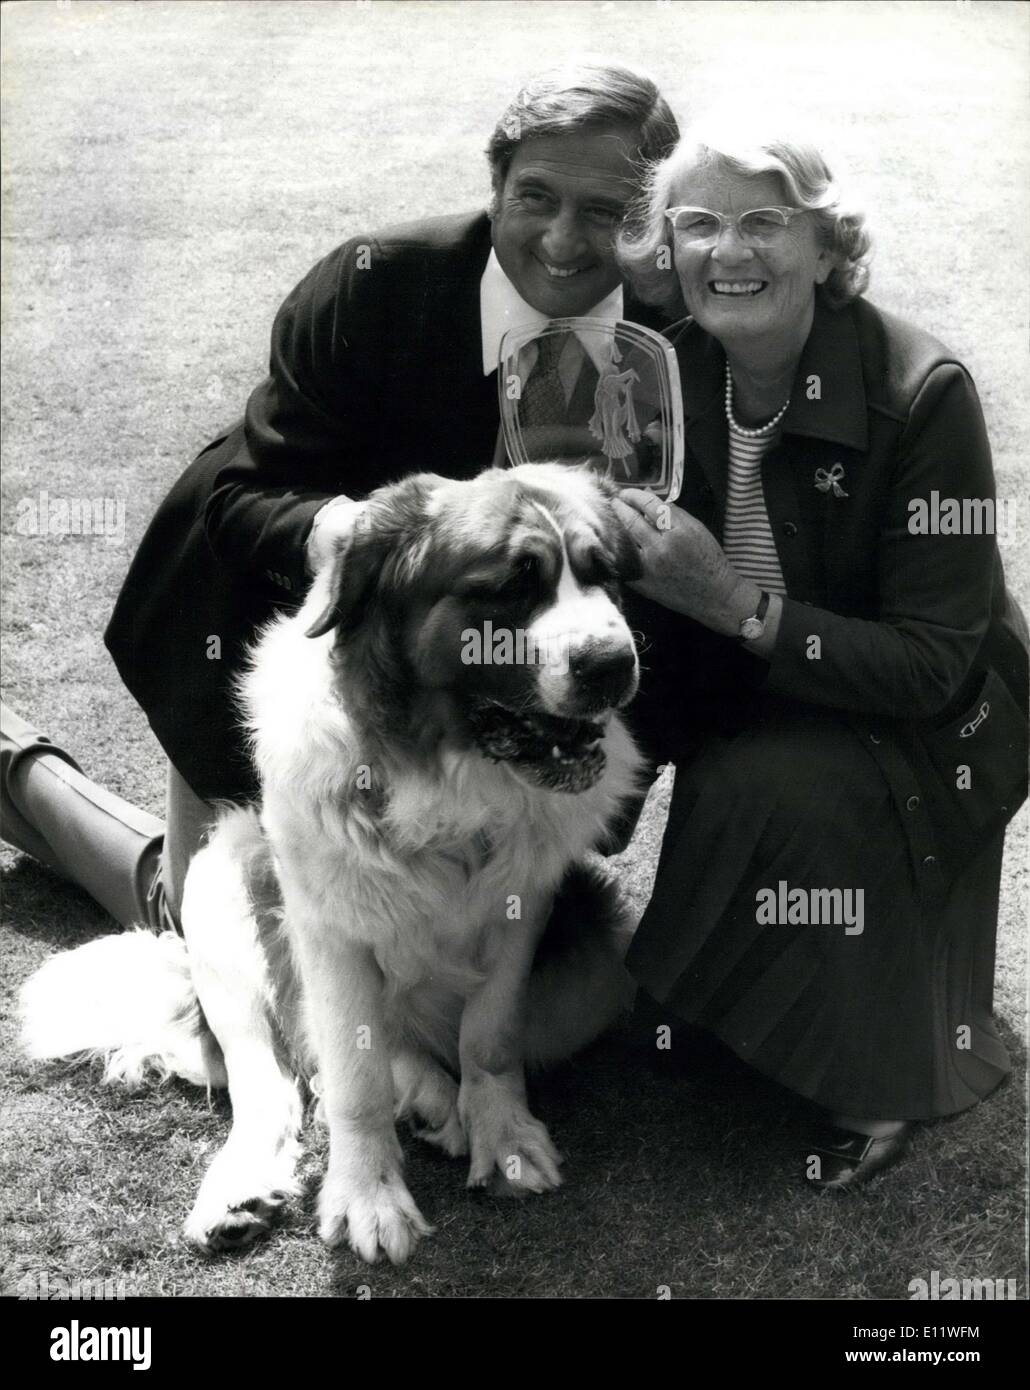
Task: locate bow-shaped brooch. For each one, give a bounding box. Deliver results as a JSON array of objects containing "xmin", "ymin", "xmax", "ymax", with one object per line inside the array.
[{"xmin": 814, "ymin": 463, "xmax": 848, "ymax": 498}]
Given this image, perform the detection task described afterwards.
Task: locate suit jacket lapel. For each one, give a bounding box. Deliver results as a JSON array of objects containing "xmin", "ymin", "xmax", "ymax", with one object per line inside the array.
[
  {"xmin": 436, "ymin": 212, "xmax": 494, "ymax": 388},
  {"xmin": 419, "ymin": 213, "xmax": 497, "ymax": 476},
  {"xmin": 771, "ymin": 299, "xmax": 869, "ymax": 600},
  {"xmin": 780, "ymin": 296, "xmax": 869, "ymax": 450}
]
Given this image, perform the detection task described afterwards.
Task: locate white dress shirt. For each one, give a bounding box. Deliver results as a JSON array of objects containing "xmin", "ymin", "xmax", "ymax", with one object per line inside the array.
[{"xmin": 479, "ymin": 248, "xmax": 624, "ymax": 383}]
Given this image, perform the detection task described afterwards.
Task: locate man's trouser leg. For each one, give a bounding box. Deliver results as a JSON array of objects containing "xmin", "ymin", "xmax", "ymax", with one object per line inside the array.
[{"xmin": 160, "ymin": 762, "xmax": 215, "ymax": 927}]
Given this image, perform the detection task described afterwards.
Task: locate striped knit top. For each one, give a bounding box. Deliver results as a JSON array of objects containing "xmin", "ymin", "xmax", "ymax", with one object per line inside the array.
[{"xmin": 722, "ymin": 424, "xmax": 787, "ymax": 596}]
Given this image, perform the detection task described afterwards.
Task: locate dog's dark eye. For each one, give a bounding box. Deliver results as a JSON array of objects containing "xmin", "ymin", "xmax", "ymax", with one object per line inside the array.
[
  {"xmin": 497, "ymin": 559, "xmax": 540, "ymax": 599},
  {"xmin": 576, "ymin": 548, "xmax": 617, "ymax": 589},
  {"xmin": 461, "ymin": 556, "xmax": 540, "ymax": 604}
]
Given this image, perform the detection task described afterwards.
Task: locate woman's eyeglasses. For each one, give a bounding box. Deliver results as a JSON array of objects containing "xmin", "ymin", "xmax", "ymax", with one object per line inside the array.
[{"xmin": 664, "ymin": 206, "xmax": 805, "ymax": 248}]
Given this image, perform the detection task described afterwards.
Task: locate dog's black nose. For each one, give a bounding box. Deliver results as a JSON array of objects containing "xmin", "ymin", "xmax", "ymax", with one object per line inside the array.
[{"xmin": 570, "ymin": 646, "xmax": 637, "ymax": 704}]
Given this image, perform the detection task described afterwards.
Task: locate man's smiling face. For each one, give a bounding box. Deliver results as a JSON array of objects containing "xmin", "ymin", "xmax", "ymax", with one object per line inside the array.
[{"xmin": 490, "ymin": 128, "xmax": 640, "ymax": 317}]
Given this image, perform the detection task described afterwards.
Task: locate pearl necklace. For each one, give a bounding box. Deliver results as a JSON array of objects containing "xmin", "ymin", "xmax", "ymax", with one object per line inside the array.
[{"xmin": 724, "ymin": 362, "xmax": 791, "ymax": 437}]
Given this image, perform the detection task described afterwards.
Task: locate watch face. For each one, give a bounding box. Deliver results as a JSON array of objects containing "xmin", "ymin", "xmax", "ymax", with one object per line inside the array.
[{"xmin": 739, "ymin": 617, "xmax": 764, "ymax": 641}]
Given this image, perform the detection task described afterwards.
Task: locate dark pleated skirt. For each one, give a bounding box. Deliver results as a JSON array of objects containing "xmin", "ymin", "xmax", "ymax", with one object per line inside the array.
[{"xmin": 625, "ymin": 705, "xmax": 1011, "ymax": 1119}]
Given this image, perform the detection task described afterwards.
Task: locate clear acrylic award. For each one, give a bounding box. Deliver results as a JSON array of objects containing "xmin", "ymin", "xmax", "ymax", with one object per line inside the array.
[{"xmin": 498, "ymin": 318, "xmax": 684, "ymax": 503}]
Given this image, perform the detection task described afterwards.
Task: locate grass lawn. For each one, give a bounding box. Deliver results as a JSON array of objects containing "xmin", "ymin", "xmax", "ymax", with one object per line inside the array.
[{"xmin": 2, "ymin": 1, "xmax": 1027, "ymax": 1299}]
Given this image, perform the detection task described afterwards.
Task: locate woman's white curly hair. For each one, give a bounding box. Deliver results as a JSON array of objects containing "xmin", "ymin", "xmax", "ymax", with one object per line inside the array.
[{"xmin": 617, "ymin": 123, "xmax": 873, "ymax": 316}]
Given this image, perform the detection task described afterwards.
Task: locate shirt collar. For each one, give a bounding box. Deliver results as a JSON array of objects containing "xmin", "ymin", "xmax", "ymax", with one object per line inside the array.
[
  {"xmin": 479, "ymin": 248, "xmax": 624, "ymax": 376},
  {"xmin": 668, "ymin": 294, "xmax": 870, "ymax": 452}
]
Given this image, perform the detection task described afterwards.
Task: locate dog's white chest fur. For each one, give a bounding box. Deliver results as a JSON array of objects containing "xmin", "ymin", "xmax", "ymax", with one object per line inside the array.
[{"xmin": 248, "ymin": 603, "xmax": 640, "ymax": 1000}]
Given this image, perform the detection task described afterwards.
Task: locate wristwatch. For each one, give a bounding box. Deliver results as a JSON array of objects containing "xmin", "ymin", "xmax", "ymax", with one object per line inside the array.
[{"xmin": 738, "ymin": 590, "xmax": 770, "ymax": 643}]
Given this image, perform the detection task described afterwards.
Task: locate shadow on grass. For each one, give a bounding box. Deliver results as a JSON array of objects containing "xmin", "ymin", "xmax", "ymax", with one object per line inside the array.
[{"xmin": 2, "ymin": 855, "xmax": 117, "ymax": 947}]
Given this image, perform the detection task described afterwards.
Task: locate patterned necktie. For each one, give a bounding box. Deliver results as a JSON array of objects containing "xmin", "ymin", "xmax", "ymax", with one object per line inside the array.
[{"xmin": 520, "ymin": 334, "xmax": 568, "ymax": 427}]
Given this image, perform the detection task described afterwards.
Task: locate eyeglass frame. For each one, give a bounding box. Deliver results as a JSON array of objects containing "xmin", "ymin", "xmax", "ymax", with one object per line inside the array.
[{"xmin": 664, "ymin": 205, "xmax": 807, "ymax": 247}]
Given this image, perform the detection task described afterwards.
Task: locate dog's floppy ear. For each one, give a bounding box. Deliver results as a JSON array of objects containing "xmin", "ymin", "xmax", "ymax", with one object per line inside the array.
[
  {"xmin": 305, "ymin": 522, "xmax": 391, "ymax": 639},
  {"xmin": 304, "ymin": 475, "xmax": 440, "ymax": 639},
  {"xmin": 607, "ymin": 500, "xmax": 644, "ymax": 584}
]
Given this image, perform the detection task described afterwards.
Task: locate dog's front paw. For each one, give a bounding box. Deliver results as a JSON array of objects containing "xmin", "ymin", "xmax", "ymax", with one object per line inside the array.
[
  {"xmin": 184, "ymin": 1146, "xmax": 301, "ymax": 1254},
  {"xmin": 459, "ymin": 1080, "xmax": 563, "ymax": 1195},
  {"xmin": 318, "ymin": 1169, "xmax": 433, "ymax": 1264}
]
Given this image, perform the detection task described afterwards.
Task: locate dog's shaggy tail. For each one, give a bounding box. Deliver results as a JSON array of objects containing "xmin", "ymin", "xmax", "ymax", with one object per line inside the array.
[
  {"xmin": 19, "ymin": 930, "xmax": 227, "ymax": 1090},
  {"xmin": 524, "ymin": 861, "xmax": 636, "ymax": 1070}
]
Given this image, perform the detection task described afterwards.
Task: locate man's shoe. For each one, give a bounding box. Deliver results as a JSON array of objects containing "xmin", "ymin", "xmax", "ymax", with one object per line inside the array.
[{"xmin": 805, "ymin": 1123, "xmax": 912, "ymax": 1190}]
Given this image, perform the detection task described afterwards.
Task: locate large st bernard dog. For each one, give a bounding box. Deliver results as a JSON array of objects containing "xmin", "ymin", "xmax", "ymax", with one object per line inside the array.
[{"xmin": 21, "ymin": 464, "xmax": 647, "ymax": 1265}]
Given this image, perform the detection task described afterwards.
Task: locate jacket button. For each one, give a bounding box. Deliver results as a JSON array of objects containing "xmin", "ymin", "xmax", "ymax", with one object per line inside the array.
[
  {"xmin": 922, "ymin": 855, "xmax": 937, "ymax": 868},
  {"xmin": 782, "ymin": 521, "xmax": 798, "ymax": 537},
  {"xmin": 869, "ymin": 732, "xmax": 882, "ymax": 745},
  {"xmin": 906, "ymin": 795, "xmax": 921, "ymax": 811}
]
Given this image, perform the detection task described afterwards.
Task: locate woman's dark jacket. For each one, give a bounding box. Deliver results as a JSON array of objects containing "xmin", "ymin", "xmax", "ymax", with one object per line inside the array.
[{"xmin": 626, "ymin": 293, "xmax": 1028, "ymax": 878}]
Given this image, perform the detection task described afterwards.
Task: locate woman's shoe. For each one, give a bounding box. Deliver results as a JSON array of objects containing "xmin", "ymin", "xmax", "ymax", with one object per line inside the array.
[{"xmin": 806, "ymin": 1123, "xmax": 912, "ymax": 1189}]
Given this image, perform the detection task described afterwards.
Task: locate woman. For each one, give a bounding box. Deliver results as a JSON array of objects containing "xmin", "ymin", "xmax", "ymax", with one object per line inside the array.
[{"xmin": 613, "ymin": 126, "xmax": 1027, "ymax": 1187}]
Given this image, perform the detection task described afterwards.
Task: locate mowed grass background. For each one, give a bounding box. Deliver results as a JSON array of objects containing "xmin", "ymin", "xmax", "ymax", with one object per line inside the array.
[{"xmin": 1, "ymin": 0, "xmax": 1027, "ymax": 1300}]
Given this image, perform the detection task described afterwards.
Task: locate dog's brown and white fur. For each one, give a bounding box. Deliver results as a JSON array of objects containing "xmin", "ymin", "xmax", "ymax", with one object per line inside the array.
[{"xmin": 21, "ymin": 465, "xmax": 646, "ymax": 1264}]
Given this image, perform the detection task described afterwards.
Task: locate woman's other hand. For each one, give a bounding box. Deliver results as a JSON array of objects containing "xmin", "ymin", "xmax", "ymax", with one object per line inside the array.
[{"xmin": 612, "ymin": 488, "xmax": 761, "ymax": 637}]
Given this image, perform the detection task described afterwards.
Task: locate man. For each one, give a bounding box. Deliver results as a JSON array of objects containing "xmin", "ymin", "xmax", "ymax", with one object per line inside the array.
[{"xmin": 2, "ymin": 63, "xmax": 679, "ymax": 930}]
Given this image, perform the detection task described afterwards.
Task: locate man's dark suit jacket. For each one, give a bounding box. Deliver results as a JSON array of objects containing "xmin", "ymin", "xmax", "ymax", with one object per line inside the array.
[{"xmin": 104, "ymin": 211, "xmax": 668, "ymax": 803}]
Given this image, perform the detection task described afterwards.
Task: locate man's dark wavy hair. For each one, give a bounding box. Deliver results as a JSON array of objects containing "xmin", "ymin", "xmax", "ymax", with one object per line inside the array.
[{"xmin": 486, "ymin": 63, "xmax": 680, "ymax": 196}]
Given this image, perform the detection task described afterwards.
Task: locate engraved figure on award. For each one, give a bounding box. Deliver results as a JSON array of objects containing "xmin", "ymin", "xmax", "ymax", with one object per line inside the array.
[{"xmin": 588, "ymin": 335, "xmax": 642, "ymax": 475}]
